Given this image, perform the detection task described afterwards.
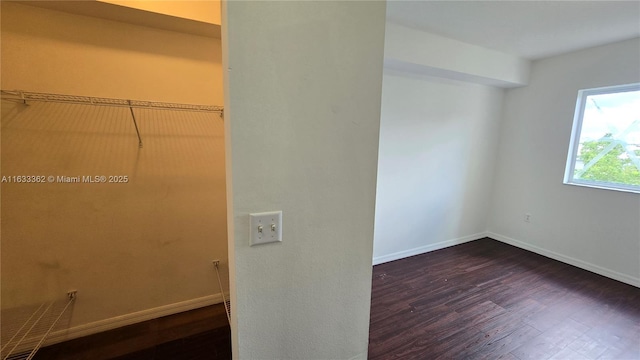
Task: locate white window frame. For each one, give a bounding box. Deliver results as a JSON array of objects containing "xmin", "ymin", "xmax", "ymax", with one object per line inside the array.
[{"xmin": 564, "ymin": 83, "xmax": 640, "ymax": 194}]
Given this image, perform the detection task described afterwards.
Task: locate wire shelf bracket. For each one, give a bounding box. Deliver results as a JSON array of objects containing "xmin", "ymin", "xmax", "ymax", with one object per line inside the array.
[{"xmin": 128, "ymin": 100, "xmax": 144, "ymax": 148}]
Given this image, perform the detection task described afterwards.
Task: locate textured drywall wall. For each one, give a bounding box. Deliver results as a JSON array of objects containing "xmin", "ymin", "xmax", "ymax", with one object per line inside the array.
[
  {"xmin": 373, "ymin": 70, "xmax": 504, "ymax": 264},
  {"xmin": 489, "ymin": 38, "xmax": 640, "ymax": 286},
  {"xmin": 223, "ymin": 1, "xmax": 386, "ymax": 358},
  {"xmin": 1, "ymin": 2, "xmax": 227, "ymax": 332},
  {"xmin": 1, "ymin": 2, "xmax": 223, "ymax": 105},
  {"xmin": 99, "ymin": 0, "xmax": 221, "ymax": 25}
]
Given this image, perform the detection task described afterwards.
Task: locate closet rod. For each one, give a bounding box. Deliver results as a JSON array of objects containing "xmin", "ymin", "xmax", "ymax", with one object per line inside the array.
[{"xmin": 0, "ymin": 90, "xmax": 224, "ymax": 114}]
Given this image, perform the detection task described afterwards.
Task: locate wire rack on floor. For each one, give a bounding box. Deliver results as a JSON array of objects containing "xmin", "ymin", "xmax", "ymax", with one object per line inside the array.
[
  {"xmin": 1, "ymin": 292, "xmax": 77, "ymax": 360},
  {"xmin": 212, "ymin": 261, "xmax": 231, "ymax": 324}
]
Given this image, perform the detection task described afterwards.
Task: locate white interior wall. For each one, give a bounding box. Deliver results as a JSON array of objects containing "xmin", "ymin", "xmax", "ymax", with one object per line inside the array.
[
  {"xmin": 488, "ymin": 38, "xmax": 640, "ymax": 287},
  {"xmin": 20, "ymin": 1, "xmax": 221, "ymax": 39},
  {"xmin": 384, "ymin": 22, "xmax": 530, "ymax": 88},
  {"xmin": 98, "ymin": 0, "xmax": 221, "ymax": 25},
  {"xmin": 373, "ymin": 70, "xmax": 504, "ymax": 264},
  {"xmin": 375, "ymin": 23, "xmax": 639, "ymax": 288},
  {"xmin": 1, "ymin": 2, "xmax": 227, "ymax": 339},
  {"xmin": 223, "ymin": 1, "xmax": 386, "ymax": 358},
  {"xmin": 1, "ymin": 2, "xmax": 222, "ymax": 105}
]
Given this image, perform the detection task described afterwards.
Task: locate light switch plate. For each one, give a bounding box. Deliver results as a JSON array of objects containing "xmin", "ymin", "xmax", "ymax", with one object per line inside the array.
[{"xmin": 249, "ymin": 211, "xmax": 282, "ymax": 246}]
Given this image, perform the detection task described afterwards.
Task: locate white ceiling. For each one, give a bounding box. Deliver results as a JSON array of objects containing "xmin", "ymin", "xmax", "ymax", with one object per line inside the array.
[{"xmin": 386, "ymin": 0, "xmax": 640, "ymax": 60}]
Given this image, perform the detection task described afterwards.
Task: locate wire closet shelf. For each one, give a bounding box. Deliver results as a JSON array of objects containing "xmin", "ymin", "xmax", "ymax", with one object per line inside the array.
[
  {"xmin": 1, "ymin": 292, "xmax": 77, "ymax": 360},
  {"xmin": 212, "ymin": 261, "xmax": 231, "ymax": 325},
  {"xmin": 1, "ymin": 90, "xmax": 224, "ymax": 114},
  {"xmin": 1, "ymin": 90, "xmax": 224, "ymax": 148}
]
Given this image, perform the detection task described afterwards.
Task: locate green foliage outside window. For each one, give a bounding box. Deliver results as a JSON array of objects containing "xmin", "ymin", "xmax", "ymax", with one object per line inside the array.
[{"xmin": 577, "ymin": 139, "xmax": 640, "ymax": 186}]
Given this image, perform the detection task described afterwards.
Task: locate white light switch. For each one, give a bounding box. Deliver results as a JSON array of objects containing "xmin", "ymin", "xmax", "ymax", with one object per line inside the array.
[{"xmin": 249, "ymin": 211, "xmax": 282, "ymax": 246}]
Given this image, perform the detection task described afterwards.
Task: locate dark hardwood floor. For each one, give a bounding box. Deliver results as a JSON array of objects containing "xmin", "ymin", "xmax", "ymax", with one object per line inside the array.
[
  {"xmin": 368, "ymin": 238, "xmax": 640, "ymax": 360},
  {"xmin": 109, "ymin": 326, "xmax": 231, "ymax": 360},
  {"xmin": 34, "ymin": 303, "xmax": 231, "ymax": 360},
  {"xmin": 27, "ymin": 238, "xmax": 640, "ymax": 359}
]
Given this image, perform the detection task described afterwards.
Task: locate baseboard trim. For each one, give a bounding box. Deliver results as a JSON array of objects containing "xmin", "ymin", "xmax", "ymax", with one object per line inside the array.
[
  {"xmin": 45, "ymin": 292, "xmax": 229, "ymax": 346},
  {"xmin": 348, "ymin": 352, "xmax": 366, "ymax": 360},
  {"xmin": 373, "ymin": 232, "xmax": 488, "ymax": 265},
  {"xmin": 487, "ymin": 232, "xmax": 640, "ymax": 288}
]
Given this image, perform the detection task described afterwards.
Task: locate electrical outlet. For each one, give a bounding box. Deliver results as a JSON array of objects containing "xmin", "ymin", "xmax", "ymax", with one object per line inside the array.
[{"xmin": 524, "ymin": 213, "xmax": 531, "ymax": 223}]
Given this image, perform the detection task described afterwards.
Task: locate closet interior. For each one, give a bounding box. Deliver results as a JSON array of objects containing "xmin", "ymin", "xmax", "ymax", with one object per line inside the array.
[{"xmin": 1, "ymin": 2, "xmax": 228, "ymax": 358}]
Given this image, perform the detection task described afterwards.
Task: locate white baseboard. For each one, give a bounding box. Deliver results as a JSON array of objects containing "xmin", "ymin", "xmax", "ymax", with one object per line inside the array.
[
  {"xmin": 45, "ymin": 292, "xmax": 229, "ymax": 346},
  {"xmin": 487, "ymin": 232, "xmax": 640, "ymax": 288},
  {"xmin": 349, "ymin": 352, "xmax": 367, "ymax": 360},
  {"xmin": 372, "ymin": 232, "xmax": 488, "ymax": 265}
]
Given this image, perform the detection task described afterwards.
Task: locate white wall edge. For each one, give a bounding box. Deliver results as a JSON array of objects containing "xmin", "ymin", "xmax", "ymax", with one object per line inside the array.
[
  {"xmin": 45, "ymin": 292, "xmax": 229, "ymax": 346},
  {"xmin": 383, "ymin": 58, "xmax": 526, "ymax": 88},
  {"xmin": 383, "ymin": 22, "xmax": 530, "ymax": 88},
  {"xmin": 487, "ymin": 232, "xmax": 640, "ymax": 288},
  {"xmin": 373, "ymin": 232, "xmax": 488, "ymax": 266}
]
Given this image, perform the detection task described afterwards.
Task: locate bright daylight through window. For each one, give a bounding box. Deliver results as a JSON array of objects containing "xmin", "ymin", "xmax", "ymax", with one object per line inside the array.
[{"xmin": 565, "ymin": 83, "xmax": 640, "ymax": 193}]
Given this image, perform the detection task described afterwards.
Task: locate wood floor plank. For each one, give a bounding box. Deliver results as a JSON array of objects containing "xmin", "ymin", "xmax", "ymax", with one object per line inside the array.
[
  {"xmin": 34, "ymin": 304, "xmax": 230, "ymax": 360},
  {"xmin": 368, "ymin": 238, "xmax": 640, "ymax": 360},
  {"xmin": 474, "ymin": 324, "xmax": 541, "ymax": 360}
]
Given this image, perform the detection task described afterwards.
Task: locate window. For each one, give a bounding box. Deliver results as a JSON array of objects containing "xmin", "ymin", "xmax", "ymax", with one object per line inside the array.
[{"xmin": 564, "ymin": 83, "xmax": 640, "ymax": 193}]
